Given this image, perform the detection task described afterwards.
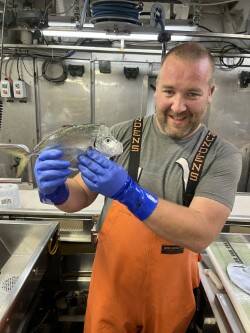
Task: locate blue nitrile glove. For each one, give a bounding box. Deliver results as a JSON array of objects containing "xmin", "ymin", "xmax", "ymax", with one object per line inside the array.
[
  {"xmin": 34, "ymin": 148, "xmax": 72, "ymax": 205},
  {"xmin": 78, "ymin": 148, "xmax": 158, "ymax": 221}
]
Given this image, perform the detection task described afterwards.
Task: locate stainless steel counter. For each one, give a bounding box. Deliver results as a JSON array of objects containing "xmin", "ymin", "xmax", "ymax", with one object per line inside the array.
[
  {"xmin": 201, "ymin": 233, "xmax": 250, "ymax": 333},
  {"xmin": 0, "ymin": 220, "xmax": 59, "ymax": 333}
]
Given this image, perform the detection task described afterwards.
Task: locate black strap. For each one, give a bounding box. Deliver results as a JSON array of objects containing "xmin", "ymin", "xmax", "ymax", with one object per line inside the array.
[
  {"xmin": 128, "ymin": 117, "xmax": 143, "ymax": 181},
  {"xmin": 183, "ymin": 130, "xmax": 217, "ymax": 207}
]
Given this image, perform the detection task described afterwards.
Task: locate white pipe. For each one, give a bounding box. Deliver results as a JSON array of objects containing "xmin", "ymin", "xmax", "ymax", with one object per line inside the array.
[{"xmin": 56, "ymin": 0, "xmax": 66, "ymax": 15}]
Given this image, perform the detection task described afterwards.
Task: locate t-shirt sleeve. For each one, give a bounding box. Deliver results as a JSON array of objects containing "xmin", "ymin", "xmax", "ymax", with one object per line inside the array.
[
  {"xmin": 194, "ymin": 148, "xmax": 242, "ymax": 210},
  {"xmin": 110, "ymin": 119, "xmax": 133, "ymax": 141}
]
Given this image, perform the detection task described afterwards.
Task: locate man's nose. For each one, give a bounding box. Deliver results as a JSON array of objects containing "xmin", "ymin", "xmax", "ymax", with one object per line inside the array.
[{"xmin": 171, "ymin": 95, "xmax": 187, "ymax": 113}]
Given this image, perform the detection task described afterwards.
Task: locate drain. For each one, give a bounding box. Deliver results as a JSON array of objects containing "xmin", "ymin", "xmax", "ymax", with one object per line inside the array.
[{"xmin": 0, "ymin": 275, "xmax": 18, "ymax": 292}]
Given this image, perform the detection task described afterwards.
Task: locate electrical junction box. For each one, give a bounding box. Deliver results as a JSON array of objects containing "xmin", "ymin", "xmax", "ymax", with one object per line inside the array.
[
  {"xmin": 0, "ymin": 80, "xmax": 13, "ymax": 98},
  {"xmin": 13, "ymin": 80, "xmax": 27, "ymax": 99}
]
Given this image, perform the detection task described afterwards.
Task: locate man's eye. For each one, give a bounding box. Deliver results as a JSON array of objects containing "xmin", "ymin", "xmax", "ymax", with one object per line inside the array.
[
  {"xmin": 187, "ymin": 92, "xmax": 200, "ymax": 98},
  {"xmin": 163, "ymin": 90, "xmax": 174, "ymax": 96}
]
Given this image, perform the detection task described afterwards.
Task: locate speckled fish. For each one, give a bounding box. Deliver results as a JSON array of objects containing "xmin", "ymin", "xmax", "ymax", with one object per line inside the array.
[{"xmin": 0, "ymin": 124, "xmax": 123, "ymax": 177}]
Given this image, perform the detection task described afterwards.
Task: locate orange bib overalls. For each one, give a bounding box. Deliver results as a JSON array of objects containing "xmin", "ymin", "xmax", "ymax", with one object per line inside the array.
[{"xmin": 84, "ymin": 200, "xmax": 200, "ymax": 333}]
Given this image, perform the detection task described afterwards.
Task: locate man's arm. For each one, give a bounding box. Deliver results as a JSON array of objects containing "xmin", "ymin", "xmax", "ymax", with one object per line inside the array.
[
  {"xmin": 144, "ymin": 196, "xmax": 230, "ymax": 253},
  {"xmin": 57, "ymin": 174, "xmax": 98, "ymax": 213},
  {"xmin": 62, "ymin": 179, "xmax": 228, "ymax": 252},
  {"xmin": 78, "ymin": 148, "xmax": 236, "ymax": 253}
]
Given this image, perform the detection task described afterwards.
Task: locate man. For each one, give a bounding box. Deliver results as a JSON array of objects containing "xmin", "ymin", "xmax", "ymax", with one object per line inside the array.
[
  {"xmin": 237, "ymin": 143, "xmax": 250, "ymax": 192},
  {"xmin": 34, "ymin": 42, "xmax": 242, "ymax": 333}
]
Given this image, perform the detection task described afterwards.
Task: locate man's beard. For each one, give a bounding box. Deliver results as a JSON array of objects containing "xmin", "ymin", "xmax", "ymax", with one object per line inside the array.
[{"xmin": 155, "ymin": 110, "xmax": 203, "ymax": 139}]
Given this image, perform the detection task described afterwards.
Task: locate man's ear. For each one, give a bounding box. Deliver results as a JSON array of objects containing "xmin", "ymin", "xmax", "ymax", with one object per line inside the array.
[
  {"xmin": 208, "ymin": 84, "xmax": 215, "ymax": 103},
  {"xmin": 210, "ymin": 85, "xmax": 215, "ymax": 95}
]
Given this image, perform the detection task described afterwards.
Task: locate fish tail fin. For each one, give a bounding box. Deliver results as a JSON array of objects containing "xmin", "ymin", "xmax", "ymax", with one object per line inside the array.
[
  {"xmin": 0, "ymin": 147, "xmax": 31, "ymax": 177},
  {"xmin": 16, "ymin": 154, "xmax": 30, "ymax": 177}
]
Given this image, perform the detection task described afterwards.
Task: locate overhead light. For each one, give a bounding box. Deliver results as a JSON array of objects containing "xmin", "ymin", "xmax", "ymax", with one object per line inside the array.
[
  {"xmin": 165, "ymin": 24, "xmax": 197, "ymax": 32},
  {"xmin": 42, "ymin": 28, "xmax": 159, "ymax": 41},
  {"xmin": 41, "ymin": 24, "xmax": 198, "ymax": 42}
]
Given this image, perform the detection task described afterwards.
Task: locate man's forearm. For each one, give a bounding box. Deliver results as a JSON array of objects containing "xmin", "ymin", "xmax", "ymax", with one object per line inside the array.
[
  {"xmin": 143, "ymin": 197, "xmax": 229, "ymax": 253},
  {"xmin": 75, "ymin": 148, "xmax": 230, "ymax": 248},
  {"xmin": 56, "ymin": 177, "xmax": 97, "ymax": 213}
]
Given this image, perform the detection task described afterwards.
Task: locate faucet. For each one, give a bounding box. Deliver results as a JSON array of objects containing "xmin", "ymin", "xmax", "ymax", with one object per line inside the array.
[{"xmin": 0, "ymin": 143, "xmax": 33, "ymax": 185}]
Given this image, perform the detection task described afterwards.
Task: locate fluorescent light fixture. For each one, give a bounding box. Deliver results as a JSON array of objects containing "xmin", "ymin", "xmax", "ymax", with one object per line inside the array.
[
  {"xmin": 42, "ymin": 24, "xmax": 198, "ymax": 42},
  {"xmin": 48, "ymin": 22, "xmax": 76, "ymax": 28},
  {"xmin": 48, "ymin": 22, "xmax": 94, "ymax": 28},
  {"xmin": 170, "ymin": 35, "xmax": 194, "ymax": 41},
  {"xmin": 165, "ymin": 25, "xmax": 197, "ymax": 32},
  {"xmin": 42, "ymin": 29, "xmax": 159, "ymax": 41}
]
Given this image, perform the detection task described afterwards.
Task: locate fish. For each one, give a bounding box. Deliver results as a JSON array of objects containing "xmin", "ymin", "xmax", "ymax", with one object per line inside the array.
[
  {"xmin": 227, "ymin": 263, "xmax": 250, "ymax": 295},
  {"xmin": 0, "ymin": 124, "xmax": 123, "ymax": 177}
]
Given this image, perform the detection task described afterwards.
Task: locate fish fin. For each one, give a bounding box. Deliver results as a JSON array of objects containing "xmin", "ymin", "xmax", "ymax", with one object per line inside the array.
[
  {"xmin": 16, "ymin": 154, "xmax": 30, "ymax": 177},
  {"xmin": 0, "ymin": 148, "xmax": 30, "ymax": 177}
]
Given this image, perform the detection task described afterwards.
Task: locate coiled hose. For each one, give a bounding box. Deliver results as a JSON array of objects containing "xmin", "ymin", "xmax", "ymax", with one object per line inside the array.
[
  {"xmin": 91, "ymin": 0, "xmax": 141, "ymax": 24},
  {"xmin": 42, "ymin": 58, "xmax": 68, "ymax": 83}
]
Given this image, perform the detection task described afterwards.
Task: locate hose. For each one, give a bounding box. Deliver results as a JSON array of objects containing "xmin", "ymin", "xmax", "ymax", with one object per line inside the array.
[
  {"xmin": 91, "ymin": 0, "xmax": 141, "ymax": 24},
  {"xmin": 42, "ymin": 58, "xmax": 68, "ymax": 83}
]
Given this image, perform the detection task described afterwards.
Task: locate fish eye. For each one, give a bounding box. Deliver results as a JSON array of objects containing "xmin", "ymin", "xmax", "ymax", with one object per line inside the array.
[{"xmin": 105, "ymin": 137, "xmax": 111, "ymax": 143}]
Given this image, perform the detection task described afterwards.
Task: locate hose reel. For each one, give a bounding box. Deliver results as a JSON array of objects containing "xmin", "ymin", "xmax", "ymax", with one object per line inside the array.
[{"xmin": 90, "ymin": 0, "xmax": 142, "ymax": 32}]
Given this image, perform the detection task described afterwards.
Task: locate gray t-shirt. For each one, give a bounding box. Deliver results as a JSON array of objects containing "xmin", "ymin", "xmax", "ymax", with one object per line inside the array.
[{"xmin": 97, "ymin": 115, "xmax": 241, "ymax": 230}]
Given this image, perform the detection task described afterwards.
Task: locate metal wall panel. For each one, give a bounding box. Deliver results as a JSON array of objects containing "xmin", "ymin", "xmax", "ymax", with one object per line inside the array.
[
  {"xmin": 0, "ymin": 57, "xmax": 37, "ymax": 178},
  {"xmin": 37, "ymin": 59, "xmax": 91, "ymax": 137},
  {"xmin": 95, "ymin": 61, "xmax": 150, "ymax": 126},
  {"xmin": 208, "ymin": 62, "xmax": 250, "ymax": 148},
  {"xmin": 1, "ymin": 51, "xmax": 250, "ymax": 181}
]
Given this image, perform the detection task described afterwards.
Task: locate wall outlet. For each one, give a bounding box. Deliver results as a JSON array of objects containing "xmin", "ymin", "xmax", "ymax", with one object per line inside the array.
[
  {"xmin": 0, "ymin": 79, "xmax": 13, "ymax": 98},
  {"xmin": 13, "ymin": 80, "xmax": 27, "ymax": 98}
]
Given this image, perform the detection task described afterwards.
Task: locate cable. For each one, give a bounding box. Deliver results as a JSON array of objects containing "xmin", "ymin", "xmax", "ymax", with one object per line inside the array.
[
  {"xmin": 219, "ymin": 55, "xmax": 244, "ymax": 68},
  {"xmin": 4, "ymin": 57, "xmax": 11, "ymax": 78},
  {"xmin": 79, "ymin": 0, "xmax": 90, "ymax": 28},
  {"xmin": 16, "ymin": 56, "xmax": 21, "ymax": 79},
  {"xmin": 0, "ymin": 0, "xmax": 8, "ymax": 81},
  {"xmin": 47, "ymin": 235, "xmax": 59, "ymax": 255},
  {"xmin": 0, "ymin": 0, "xmax": 7, "ymax": 131},
  {"xmin": 150, "ymin": 3, "xmax": 170, "ymax": 62},
  {"xmin": 42, "ymin": 58, "xmax": 68, "ymax": 83},
  {"xmin": 197, "ymin": 24, "xmax": 214, "ymax": 32},
  {"xmin": 7, "ymin": 57, "xmax": 15, "ymax": 81},
  {"xmin": 38, "ymin": 0, "xmax": 52, "ymax": 28},
  {"xmin": 219, "ymin": 44, "xmax": 245, "ymax": 69},
  {"xmin": 21, "ymin": 57, "xmax": 34, "ymax": 77},
  {"xmin": 16, "ymin": 56, "xmax": 29, "ymax": 82}
]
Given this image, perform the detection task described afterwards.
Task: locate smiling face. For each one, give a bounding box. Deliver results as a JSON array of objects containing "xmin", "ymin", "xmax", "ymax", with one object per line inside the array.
[{"xmin": 154, "ymin": 54, "xmax": 215, "ymax": 139}]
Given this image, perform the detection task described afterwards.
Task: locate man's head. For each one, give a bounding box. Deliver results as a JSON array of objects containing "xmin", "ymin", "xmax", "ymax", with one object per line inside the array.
[{"xmin": 154, "ymin": 42, "xmax": 215, "ymax": 139}]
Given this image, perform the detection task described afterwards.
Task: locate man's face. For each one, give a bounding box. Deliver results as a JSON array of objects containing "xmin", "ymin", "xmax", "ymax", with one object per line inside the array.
[{"xmin": 154, "ymin": 55, "xmax": 215, "ymax": 139}]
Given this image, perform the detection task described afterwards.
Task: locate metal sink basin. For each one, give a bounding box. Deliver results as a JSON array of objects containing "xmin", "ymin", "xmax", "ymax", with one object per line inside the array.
[{"xmin": 0, "ymin": 220, "xmax": 58, "ymax": 332}]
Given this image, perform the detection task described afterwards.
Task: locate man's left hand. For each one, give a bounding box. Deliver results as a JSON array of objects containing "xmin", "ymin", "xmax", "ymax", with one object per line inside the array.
[{"xmin": 78, "ymin": 148, "xmax": 129, "ymax": 197}]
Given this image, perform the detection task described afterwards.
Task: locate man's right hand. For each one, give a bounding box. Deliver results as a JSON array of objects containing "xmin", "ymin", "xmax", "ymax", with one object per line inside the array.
[{"xmin": 34, "ymin": 148, "xmax": 72, "ymax": 205}]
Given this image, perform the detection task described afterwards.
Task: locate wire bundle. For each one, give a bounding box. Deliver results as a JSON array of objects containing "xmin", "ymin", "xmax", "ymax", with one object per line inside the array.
[
  {"xmin": 90, "ymin": 0, "xmax": 142, "ymax": 28},
  {"xmin": 219, "ymin": 44, "xmax": 245, "ymax": 69},
  {"xmin": 42, "ymin": 58, "xmax": 68, "ymax": 83}
]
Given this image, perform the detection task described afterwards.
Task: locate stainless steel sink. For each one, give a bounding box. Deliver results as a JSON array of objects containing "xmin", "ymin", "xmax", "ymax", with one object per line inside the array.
[{"xmin": 0, "ymin": 220, "xmax": 59, "ymax": 332}]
